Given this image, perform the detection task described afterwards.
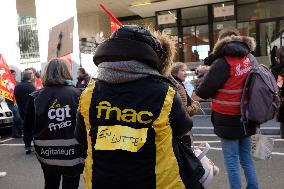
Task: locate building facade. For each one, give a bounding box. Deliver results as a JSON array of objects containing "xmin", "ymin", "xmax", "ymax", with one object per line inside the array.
[
  {"xmin": 10, "ymin": 0, "xmax": 284, "ymax": 72},
  {"xmin": 121, "ymin": 0, "xmax": 284, "ymax": 63}
]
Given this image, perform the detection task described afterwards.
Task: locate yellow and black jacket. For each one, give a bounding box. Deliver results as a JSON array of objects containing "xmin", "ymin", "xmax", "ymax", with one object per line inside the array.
[{"xmin": 75, "ymin": 76, "xmax": 193, "ymax": 189}]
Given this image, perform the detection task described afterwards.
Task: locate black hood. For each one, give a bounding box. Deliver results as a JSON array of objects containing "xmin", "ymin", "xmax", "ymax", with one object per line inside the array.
[
  {"xmin": 213, "ymin": 35, "xmax": 256, "ymax": 57},
  {"xmin": 93, "ymin": 25, "xmax": 165, "ymax": 71}
]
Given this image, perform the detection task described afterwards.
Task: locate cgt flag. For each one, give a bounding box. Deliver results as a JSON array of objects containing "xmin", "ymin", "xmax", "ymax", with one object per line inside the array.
[{"xmin": 0, "ymin": 54, "xmax": 16, "ymax": 102}]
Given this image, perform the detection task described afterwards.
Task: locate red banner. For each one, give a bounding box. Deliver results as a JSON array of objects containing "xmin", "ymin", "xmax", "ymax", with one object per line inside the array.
[{"xmin": 0, "ymin": 54, "xmax": 16, "ymax": 102}]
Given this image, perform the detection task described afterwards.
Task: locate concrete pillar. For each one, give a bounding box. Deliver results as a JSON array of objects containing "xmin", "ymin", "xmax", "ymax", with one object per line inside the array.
[
  {"xmin": 35, "ymin": 0, "xmax": 80, "ymax": 80},
  {"xmin": 0, "ymin": 0, "xmax": 21, "ymax": 74},
  {"xmin": 78, "ymin": 12, "xmax": 111, "ymax": 39},
  {"xmin": 77, "ymin": 12, "xmax": 111, "ymax": 78}
]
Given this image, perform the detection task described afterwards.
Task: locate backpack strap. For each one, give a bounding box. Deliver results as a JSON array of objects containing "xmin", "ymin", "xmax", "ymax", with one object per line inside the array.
[
  {"xmin": 247, "ymin": 53, "xmax": 258, "ymax": 69},
  {"xmin": 240, "ymin": 53, "xmax": 257, "ymax": 130}
]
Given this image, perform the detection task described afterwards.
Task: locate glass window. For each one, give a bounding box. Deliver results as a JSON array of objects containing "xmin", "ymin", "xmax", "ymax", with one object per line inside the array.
[
  {"xmin": 213, "ymin": 20, "xmax": 236, "ymax": 44},
  {"xmin": 259, "ymin": 21, "xmax": 277, "ymax": 56},
  {"xmin": 213, "ymin": 2, "xmax": 235, "ymax": 22},
  {"xmin": 280, "ymin": 20, "xmax": 284, "ymax": 47},
  {"xmin": 156, "ymin": 10, "xmax": 177, "ymax": 29},
  {"xmin": 162, "ymin": 27, "xmax": 179, "ymax": 61},
  {"xmin": 270, "ymin": 20, "xmax": 284, "ymax": 48},
  {"xmin": 237, "ymin": 21, "xmax": 256, "ymax": 39},
  {"xmin": 237, "ymin": 0, "xmax": 284, "ymax": 22},
  {"xmin": 183, "ymin": 25, "xmax": 209, "ymax": 62},
  {"xmin": 280, "ymin": 20, "xmax": 284, "ymax": 31},
  {"xmin": 237, "ymin": 0, "xmax": 258, "ymax": 4},
  {"xmin": 181, "ymin": 5, "xmax": 208, "ymax": 26}
]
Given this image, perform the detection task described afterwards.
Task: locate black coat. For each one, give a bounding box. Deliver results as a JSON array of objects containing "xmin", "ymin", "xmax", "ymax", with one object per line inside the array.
[
  {"xmin": 76, "ymin": 74, "xmax": 90, "ymax": 89},
  {"xmin": 277, "ymin": 66, "xmax": 284, "ymax": 122},
  {"xmin": 271, "ymin": 63, "xmax": 284, "ymax": 80},
  {"xmin": 14, "ymin": 81, "xmax": 36, "ymax": 119},
  {"xmin": 196, "ymin": 35, "xmax": 257, "ymax": 139}
]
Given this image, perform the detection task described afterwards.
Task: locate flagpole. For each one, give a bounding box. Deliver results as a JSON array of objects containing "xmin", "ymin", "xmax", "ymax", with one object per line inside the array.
[{"xmin": 99, "ymin": 3, "xmax": 122, "ymax": 26}]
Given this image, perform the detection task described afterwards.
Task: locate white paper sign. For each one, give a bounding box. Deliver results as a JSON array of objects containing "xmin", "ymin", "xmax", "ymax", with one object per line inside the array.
[
  {"xmin": 214, "ymin": 5, "xmax": 234, "ymax": 18},
  {"xmin": 158, "ymin": 13, "xmax": 176, "ymax": 25}
]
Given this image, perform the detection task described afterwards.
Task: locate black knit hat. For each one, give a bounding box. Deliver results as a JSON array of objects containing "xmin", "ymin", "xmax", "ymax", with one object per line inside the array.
[{"xmin": 93, "ymin": 25, "xmax": 165, "ymax": 70}]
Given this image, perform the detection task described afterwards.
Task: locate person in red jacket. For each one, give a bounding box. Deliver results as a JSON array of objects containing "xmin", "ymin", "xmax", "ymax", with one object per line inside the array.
[{"xmin": 196, "ymin": 28, "xmax": 259, "ymax": 189}]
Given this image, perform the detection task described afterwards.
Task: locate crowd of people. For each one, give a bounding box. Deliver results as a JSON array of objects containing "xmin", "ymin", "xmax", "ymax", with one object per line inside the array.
[{"xmin": 1, "ymin": 25, "xmax": 283, "ymax": 189}]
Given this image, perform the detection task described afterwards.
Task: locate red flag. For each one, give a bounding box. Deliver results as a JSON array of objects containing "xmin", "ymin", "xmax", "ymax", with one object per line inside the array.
[
  {"xmin": 111, "ymin": 20, "xmax": 121, "ymax": 33},
  {"xmin": 99, "ymin": 3, "xmax": 122, "ymax": 33},
  {"xmin": 35, "ymin": 78, "xmax": 43, "ymax": 90},
  {"xmin": 0, "ymin": 54, "xmax": 16, "ymax": 102}
]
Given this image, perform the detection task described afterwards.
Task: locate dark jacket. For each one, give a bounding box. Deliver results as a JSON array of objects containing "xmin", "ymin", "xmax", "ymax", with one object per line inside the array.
[
  {"xmin": 75, "ymin": 76, "xmax": 194, "ymax": 189},
  {"xmin": 271, "ymin": 63, "xmax": 284, "ymax": 80},
  {"xmin": 76, "ymin": 74, "xmax": 90, "ymax": 89},
  {"xmin": 277, "ymin": 66, "xmax": 284, "ymax": 122},
  {"xmin": 25, "ymin": 85, "xmax": 84, "ymax": 176},
  {"xmin": 203, "ymin": 53, "xmax": 217, "ymax": 66},
  {"xmin": 196, "ymin": 35, "xmax": 257, "ymax": 139},
  {"xmin": 14, "ymin": 80, "xmax": 35, "ymax": 118}
]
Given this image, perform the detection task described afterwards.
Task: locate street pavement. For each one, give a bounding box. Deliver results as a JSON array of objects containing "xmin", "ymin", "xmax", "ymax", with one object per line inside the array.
[
  {"xmin": 0, "ymin": 134, "xmax": 284, "ymax": 189},
  {"xmin": 192, "ymin": 100, "xmax": 281, "ymax": 135},
  {"xmin": 192, "ymin": 115, "xmax": 281, "ymax": 135}
]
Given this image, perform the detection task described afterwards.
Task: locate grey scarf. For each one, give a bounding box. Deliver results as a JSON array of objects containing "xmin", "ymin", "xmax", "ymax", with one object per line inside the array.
[{"xmin": 97, "ymin": 60, "xmax": 162, "ymax": 84}]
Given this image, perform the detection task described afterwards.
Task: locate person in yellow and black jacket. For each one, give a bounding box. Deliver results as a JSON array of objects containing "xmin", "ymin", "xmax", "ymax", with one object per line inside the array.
[
  {"xmin": 75, "ymin": 25, "xmax": 203, "ymax": 189},
  {"xmin": 25, "ymin": 59, "xmax": 84, "ymax": 189}
]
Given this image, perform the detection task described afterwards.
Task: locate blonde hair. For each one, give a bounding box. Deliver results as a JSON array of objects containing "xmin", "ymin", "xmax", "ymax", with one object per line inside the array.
[
  {"xmin": 42, "ymin": 58, "xmax": 72, "ymax": 86},
  {"xmin": 153, "ymin": 30, "xmax": 176, "ymax": 76}
]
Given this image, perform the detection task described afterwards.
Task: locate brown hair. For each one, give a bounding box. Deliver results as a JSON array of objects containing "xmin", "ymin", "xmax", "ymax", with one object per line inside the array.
[
  {"xmin": 153, "ymin": 30, "xmax": 176, "ymax": 76},
  {"xmin": 22, "ymin": 69, "xmax": 34, "ymax": 81},
  {"xmin": 218, "ymin": 27, "xmax": 240, "ymax": 41},
  {"xmin": 42, "ymin": 58, "xmax": 72, "ymax": 86},
  {"xmin": 78, "ymin": 67, "xmax": 86, "ymax": 74}
]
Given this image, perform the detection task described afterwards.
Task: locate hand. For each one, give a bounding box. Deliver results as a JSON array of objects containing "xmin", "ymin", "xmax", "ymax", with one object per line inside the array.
[
  {"xmin": 191, "ymin": 101, "xmax": 201, "ymax": 112},
  {"xmin": 187, "ymin": 101, "xmax": 201, "ymax": 116},
  {"xmin": 196, "ymin": 65, "xmax": 210, "ymax": 75}
]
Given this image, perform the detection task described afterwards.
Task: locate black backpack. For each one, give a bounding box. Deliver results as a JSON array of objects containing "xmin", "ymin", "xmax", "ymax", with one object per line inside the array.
[{"xmin": 240, "ymin": 54, "xmax": 280, "ymax": 125}]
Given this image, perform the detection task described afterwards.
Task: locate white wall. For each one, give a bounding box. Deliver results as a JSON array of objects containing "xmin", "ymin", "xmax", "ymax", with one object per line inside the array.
[
  {"xmin": 80, "ymin": 53, "xmax": 98, "ymax": 78},
  {"xmin": 0, "ymin": 0, "xmax": 22, "ymax": 77}
]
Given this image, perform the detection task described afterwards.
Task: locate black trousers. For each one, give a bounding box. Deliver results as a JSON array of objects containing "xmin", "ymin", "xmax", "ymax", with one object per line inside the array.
[{"xmin": 41, "ymin": 165, "xmax": 80, "ymax": 189}]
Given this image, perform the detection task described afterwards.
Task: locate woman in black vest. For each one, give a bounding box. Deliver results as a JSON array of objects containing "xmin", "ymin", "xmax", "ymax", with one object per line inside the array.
[{"xmin": 25, "ymin": 59, "xmax": 84, "ymax": 189}]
